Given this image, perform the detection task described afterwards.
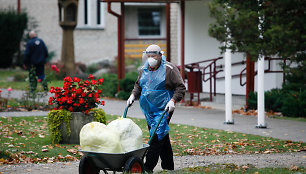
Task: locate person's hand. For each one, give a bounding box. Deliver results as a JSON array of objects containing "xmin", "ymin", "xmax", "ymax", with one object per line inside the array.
[
  {"xmin": 127, "ymin": 94, "xmax": 135, "ymax": 107},
  {"xmin": 165, "ymin": 99, "xmax": 175, "ymax": 113}
]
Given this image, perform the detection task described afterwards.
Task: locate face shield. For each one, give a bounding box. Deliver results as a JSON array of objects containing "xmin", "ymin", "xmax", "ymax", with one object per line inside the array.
[{"xmin": 142, "ymin": 51, "xmax": 164, "ymax": 65}]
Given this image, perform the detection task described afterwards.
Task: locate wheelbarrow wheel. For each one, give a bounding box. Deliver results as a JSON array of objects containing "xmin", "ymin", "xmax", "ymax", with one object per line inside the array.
[
  {"xmin": 123, "ymin": 157, "xmax": 144, "ymax": 173},
  {"xmin": 79, "ymin": 156, "xmax": 100, "ymax": 174}
]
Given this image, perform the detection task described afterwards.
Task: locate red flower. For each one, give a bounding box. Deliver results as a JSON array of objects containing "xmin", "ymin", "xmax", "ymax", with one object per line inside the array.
[
  {"xmin": 101, "ymin": 101, "xmax": 105, "ymax": 106},
  {"xmin": 64, "ymin": 77, "xmax": 73, "ymax": 82},
  {"xmin": 49, "ymin": 74, "xmax": 105, "ymax": 113},
  {"xmin": 48, "ymin": 97, "xmax": 53, "ymax": 105},
  {"xmin": 37, "ymin": 79, "xmax": 42, "ymax": 82},
  {"xmin": 51, "ymin": 64, "xmax": 59, "ymax": 73},
  {"xmin": 73, "ymin": 77, "xmax": 80, "ymax": 83},
  {"xmin": 50, "ymin": 87, "xmax": 56, "ymax": 93},
  {"xmin": 99, "ymin": 78, "xmax": 103, "ymax": 84},
  {"xmin": 88, "ymin": 74, "xmax": 94, "ymax": 79},
  {"xmin": 91, "ymin": 80, "xmax": 97, "ymax": 85}
]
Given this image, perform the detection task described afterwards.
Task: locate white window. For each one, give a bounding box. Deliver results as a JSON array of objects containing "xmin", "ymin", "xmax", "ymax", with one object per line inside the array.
[{"xmin": 77, "ymin": 0, "xmax": 104, "ymax": 29}]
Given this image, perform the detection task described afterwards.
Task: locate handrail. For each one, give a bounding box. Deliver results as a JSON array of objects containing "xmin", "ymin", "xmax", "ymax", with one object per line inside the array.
[{"xmin": 240, "ymin": 67, "xmax": 247, "ymax": 86}]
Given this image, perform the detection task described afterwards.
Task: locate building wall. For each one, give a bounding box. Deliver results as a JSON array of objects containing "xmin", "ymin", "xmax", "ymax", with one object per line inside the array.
[
  {"xmin": 170, "ymin": 3, "xmax": 179, "ymax": 65},
  {"xmin": 75, "ymin": 1, "xmax": 118, "ymax": 64},
  {"xmin": 0, "ymin": 0, "xmax": 62, "ymax": 63},
  {"xmin": 0, "ymin": 0, "xmax": 118, "ymax": 66},
  {"xmin": 184, "ymin": 0, "xmax": 284, "ymax": 95}
]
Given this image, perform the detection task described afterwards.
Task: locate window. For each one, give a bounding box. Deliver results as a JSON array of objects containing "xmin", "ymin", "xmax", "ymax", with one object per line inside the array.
[
  {"xmin": 77, "ymin": 0, "xmax": 104, "ymax": 29},
  {"xmin": 138, "ymin": 8, "xmax": 161, "ymax": 36}
]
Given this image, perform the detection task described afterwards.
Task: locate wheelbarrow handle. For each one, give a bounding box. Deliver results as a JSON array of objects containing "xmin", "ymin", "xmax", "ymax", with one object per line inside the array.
[
  {"xmin": 123, "ymin": 104, "xmax": 132, "ymax": 118},
  {"xmin": 148, "ymin": 108, "xmax": 168, "ymax": 145}
]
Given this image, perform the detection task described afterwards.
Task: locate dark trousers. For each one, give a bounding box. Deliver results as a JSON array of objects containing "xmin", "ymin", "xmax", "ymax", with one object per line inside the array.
[{"xmin": 144, "ymin": 111, "xmax": 174, "ymax": 171}]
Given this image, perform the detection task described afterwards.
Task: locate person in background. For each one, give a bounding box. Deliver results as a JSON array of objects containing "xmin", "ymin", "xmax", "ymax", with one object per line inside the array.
[
  {"xmin": 127, "ymin": 44, "xmax": 186, "ymax": 173},
  {"xmin": 24, "ymin": 30, "xmax": 48, "ymax": 93}
]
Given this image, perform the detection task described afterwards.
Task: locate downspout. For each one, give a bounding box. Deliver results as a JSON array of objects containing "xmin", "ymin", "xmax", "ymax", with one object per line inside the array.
[{"xmin": 107, "ymin": 2, "xmax": 125, "ymax": 92}]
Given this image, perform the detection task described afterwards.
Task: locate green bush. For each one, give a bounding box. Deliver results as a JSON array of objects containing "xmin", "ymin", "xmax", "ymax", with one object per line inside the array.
[
  {"xmin": 281, "ymin": 90, "xmax": 306, "ymax": 117},
  {"xmin": 0, "ymin": 10, "xmax": 27, "ymax": 68},
  {"xmin": 13, "ymin": 71, "xmax": 28, "ymax": 82},
  {"xmin": 117, "ymin": 71, "xmax": 138, "ymax": 100},
  {"xmin": 264, "ymin": 88, "xmax": 283, "ymax": 112},
  {"xmin": 99, "ymin": 73, "xmax": 118, "ymax": 97},
  {"xmin": 86, "ymin": 63, "xmax": 99, "ymax": 74},
  {"xmin": 247, "ymin": 88, "xmax": 284, "ymax": 112},
  {"xmin": 247, "ymin": 91, "xmax": 257, "ymax": 110},
  {"xmin": 98, "ymin": 72, "xmax": 138, "ymax": 100}
]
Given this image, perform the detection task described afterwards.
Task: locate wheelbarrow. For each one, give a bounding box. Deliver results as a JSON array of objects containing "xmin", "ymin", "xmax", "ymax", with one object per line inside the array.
[{"xmin": 79, "ymin": 105, "xmax": 168, "ymax": 174}]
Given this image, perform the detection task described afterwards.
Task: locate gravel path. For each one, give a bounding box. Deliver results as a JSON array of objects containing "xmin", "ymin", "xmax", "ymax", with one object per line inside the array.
[{"xmin": 1, "ymin": 152, "xmax": 305, "ymax": 174}]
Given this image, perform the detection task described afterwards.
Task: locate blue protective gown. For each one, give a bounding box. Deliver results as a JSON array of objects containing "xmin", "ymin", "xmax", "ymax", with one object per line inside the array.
[{"xmin": 139, "ymin": 56, "xmax": 174, "ymax": 141}]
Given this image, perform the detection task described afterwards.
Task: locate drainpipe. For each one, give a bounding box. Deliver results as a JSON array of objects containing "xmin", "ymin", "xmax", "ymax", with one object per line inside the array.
[{"xmin": 107, "ymin": 2, "xmax": 125, "ymax": 92}]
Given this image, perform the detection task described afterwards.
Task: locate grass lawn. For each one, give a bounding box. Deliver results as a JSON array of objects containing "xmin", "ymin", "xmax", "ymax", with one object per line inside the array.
[
  {"xmin": 0, "ymin": 114, "xmax": 305, "ymax": 166},
  {"xmin": 0, "ymin": 80, "xmax": 64, "ymax": 91}
]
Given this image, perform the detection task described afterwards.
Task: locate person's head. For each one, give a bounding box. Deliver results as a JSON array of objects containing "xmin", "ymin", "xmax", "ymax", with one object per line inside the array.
[
  {"xmin": 29, "ymin": 30, "xmax": 37, "ymax": 39},
  {"xmin": 144, "ymin": 44, "xmax": 162, "ymax": 68}
]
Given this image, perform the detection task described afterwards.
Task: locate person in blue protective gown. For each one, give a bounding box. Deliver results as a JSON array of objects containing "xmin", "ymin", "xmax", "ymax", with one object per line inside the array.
[{"xmin": 127, "ymin": 44, "xmax": 186, "ymax": 173}]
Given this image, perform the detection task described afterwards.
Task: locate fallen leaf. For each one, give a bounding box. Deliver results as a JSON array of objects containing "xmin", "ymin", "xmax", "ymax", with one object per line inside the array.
[{"xmin": 41, "ymin": 149, "xmax": 48, "ymax": 152}]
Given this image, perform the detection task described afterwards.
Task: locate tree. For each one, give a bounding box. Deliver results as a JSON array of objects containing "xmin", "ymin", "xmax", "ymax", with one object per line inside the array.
[
  {"xmin": 208, "ymin": 0, "xmax": 306, "ymax": 117},
  {"xmin": 0, "ymin": 10, "xmax": 27, "ymax": 68},
  {"xmin": 208, "ymin": 0, "xmax": 305, "ymax": 60}
]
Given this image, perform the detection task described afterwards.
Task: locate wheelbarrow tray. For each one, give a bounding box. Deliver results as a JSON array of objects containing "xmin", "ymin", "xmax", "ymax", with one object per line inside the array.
[{"xmin": 80, "ymin": 144, "xmax": 149, "ymax": 171}]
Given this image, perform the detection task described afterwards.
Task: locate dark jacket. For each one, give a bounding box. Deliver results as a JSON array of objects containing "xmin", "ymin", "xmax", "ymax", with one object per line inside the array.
[
  {"xmin": 24, "ymin": 37, "xmax": 48, "ymax": 66},
  {"xmin": 132, "ymin": 61, "xmax": 186, "ymax": 103}
]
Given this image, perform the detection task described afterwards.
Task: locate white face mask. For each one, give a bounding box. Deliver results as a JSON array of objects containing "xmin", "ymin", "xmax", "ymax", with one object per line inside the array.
[{"xmin": 148, "ymin": 58, "xmax": 158, "ymax": 67}]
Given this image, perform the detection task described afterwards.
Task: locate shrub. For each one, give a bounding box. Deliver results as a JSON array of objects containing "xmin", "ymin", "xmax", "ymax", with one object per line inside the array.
[
  {"xmin": 13, "ymin": 71, "xmax": 28, "ymax": 82},
  {"xmin": 118, "ymin": 72, "xmax": 138, "ymax": 100},
  {"xmin": 86, "ymin": 63, "xmax": 99, "ymax": 74},
  {"xmin": 281, "ymin": 90, "xmax": 306, "ymax": 117},
  {"xmin": 0, "ymin": 10, "xmax": 27, "ymax": 68},
  {"xmin": 264, "ymin": 88, "xmax": 283, "ymax": 112},
  {"xmin": 99, "ymin": 73, "xmax": 118, "ymax": 97},
  {"xmin": 247, "ymin": 91, "xmax": 257, "ymax": 110},
  {"xmin": 247, "ymin": 88, "xmax": 284, "ymax": 112},
  {"xmin": 49, "ymin": 75, "xmax": 104, "ymax": 114}
]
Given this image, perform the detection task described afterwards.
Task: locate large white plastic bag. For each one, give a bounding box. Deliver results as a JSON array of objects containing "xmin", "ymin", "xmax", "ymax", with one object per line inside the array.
[
  {"xmin": 107, "ymin": 118, "xmax": 143, "ymax": 152},
  {"xmin": 80, "ymin": 122, "xmax": 123, "ymax": 153}
]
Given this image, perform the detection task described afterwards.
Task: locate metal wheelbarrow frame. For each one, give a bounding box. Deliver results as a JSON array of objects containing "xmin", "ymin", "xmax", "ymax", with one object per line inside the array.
[{"xmin": 79, "ymin": 105, "xmax": 168, "ymax": 174}]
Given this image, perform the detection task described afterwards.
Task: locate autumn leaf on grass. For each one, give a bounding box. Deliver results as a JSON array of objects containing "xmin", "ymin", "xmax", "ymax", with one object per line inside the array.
[
  {"xmin": 67, "ymin": 149, "xmax": 78, "ymax": 155},
  {"xmin": 41, "ymin": 149, "xmax": 49, "ymax": 152},
  {"xmin": 290, "ymin": 165, "xmax": 299, "ymax": 171}
]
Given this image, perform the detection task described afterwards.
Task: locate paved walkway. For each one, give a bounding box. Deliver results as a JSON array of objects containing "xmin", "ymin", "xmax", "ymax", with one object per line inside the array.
[{"xmin": 1, "ymin": 88, "xmax": 305, "ymax": 143}]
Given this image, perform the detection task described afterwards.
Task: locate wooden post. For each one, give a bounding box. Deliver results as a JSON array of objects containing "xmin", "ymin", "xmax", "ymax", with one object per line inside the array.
[
  {"xmin": 246, "ymin": 54, "xmax": 255, "ymax": 109},
  {"xmin": 166, "ymin": 2, "xmax": 171, "ymax": 62}
]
